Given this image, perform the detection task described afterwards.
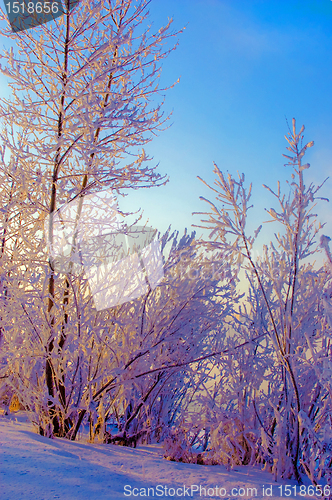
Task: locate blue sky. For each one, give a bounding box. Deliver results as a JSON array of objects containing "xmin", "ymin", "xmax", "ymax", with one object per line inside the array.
[
  {"xmin": 120, "ymin": 0, "xmax": 332, "ymax": 259},
  {"xmin": 0, "ymin": 0, "xmax": 331, "ymax": 259}
]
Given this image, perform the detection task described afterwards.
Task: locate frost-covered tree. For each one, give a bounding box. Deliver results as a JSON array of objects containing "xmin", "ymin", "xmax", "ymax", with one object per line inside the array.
[
  {"xmin": 78, "ymin": 229, "xmax": 238, "ymax": 445},
  {"xmin": 196, "ymin": 120, "xmax": 332, "ymax": 484},
  {"xmin": 0, "ymin": 0, "xmax": 181, "ymax": 436}
]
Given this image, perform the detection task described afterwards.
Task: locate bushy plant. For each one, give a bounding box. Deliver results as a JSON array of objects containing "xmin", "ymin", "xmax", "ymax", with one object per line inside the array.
[{"xmin": 196, "ymin": 119, "xmax": 332, "ymax": 484}]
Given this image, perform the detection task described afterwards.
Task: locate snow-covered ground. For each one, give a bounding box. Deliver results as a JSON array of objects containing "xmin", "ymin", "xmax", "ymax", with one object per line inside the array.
[{"xmin": 0, "ymin": 413, "xmax": 320, "ymax": 500}]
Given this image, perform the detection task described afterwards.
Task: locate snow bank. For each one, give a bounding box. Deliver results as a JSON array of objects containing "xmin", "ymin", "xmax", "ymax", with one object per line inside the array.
[{"xmin": 0, "ymin": 414, "xmax": 319, "ymax": 500}]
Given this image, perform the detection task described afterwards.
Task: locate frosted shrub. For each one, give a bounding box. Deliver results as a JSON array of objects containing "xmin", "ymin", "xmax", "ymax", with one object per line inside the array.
[
  {"xmin": 163, "ymin": 427, "xmax": 204, "ymax": 464},
  {"xmin": 95, "ymin": 230, "xmax": 236, "ymax": 447},
  {"xmin": 206, "ymin": 416, "xmax": 257, "ymax": 467},
  {"xmin": 196, "ymin": 119, "xmax": 332, "ymax": 484}
]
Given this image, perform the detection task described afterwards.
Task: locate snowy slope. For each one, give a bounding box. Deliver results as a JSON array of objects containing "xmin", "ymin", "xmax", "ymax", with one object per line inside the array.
[{"xmin": 0, "ymin": 414, "xmax": 320, "ymax": 500}]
